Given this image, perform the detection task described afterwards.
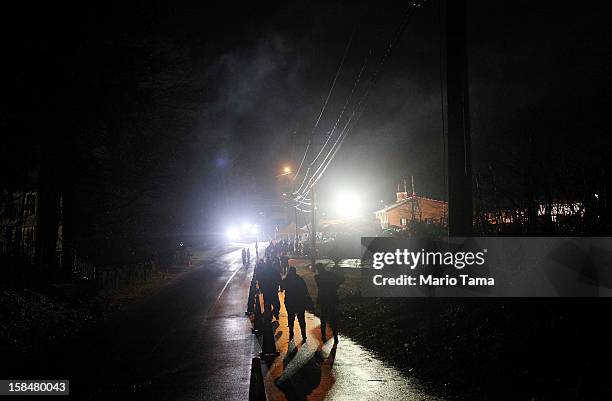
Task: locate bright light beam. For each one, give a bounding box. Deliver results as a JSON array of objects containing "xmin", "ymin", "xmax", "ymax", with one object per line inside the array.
[
  {"xmin": 226, "ymin": 228, "xmax": 239, "ymax": 240},
  {"xmin": 334, "ymin": 190, "xmax": 362, "ymax": 217}
]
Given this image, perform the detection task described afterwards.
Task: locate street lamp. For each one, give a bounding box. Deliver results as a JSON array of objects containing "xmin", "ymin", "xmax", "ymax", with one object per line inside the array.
[{"xmin": 277, "ymin": 166, "xmax": 293, "ymax": 177}]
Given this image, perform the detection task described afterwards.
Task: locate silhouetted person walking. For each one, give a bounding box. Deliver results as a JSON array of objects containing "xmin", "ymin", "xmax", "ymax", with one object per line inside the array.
[
  {"xmin": 242, "ymin": 248, "xmax": 247, "ymax": 266},
  {"xmin": 315, "ymin": 263, "xmax": 344, "ymax": 344},
  {"xmin": 272, "ymin": 256, "xmax": 282, "ymax": 278},
  {"xmin": 281, "ymin": 266, "xmax": 311, "ymax": 343},
  {"xmin": 246, "ymin": 248, "xmax": 251, "ymax": 265},
  {"xmin": 280, "ymin": 252, "xmax": 289, "ymax": 275},
  {"xmin": 258, "ymin": 261, "xmax": 281, "ymax": 320},
  {"xmin": 254, "ymin": 259, "xmax": 264, "ymax": 282}
]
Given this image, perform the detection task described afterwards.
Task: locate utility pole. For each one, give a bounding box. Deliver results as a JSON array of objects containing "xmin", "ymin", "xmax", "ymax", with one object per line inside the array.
[
  {"xmin": 310, "ymin": 185, "xmax": 316, "ymax": 268},
  {"xmin": 293, "ymin": 179, "xmax": 299, "ymax": 249},
  {"xmin": 446, "ymin": 0, "xmax": 472, "ymax": 237},
  {"xmin": 294, "ymin": 206, "xmax": 298, "ymax": 244},
  {"xmin": 410, "ymin": 177, "xmax": 416, "ymax": 222}
]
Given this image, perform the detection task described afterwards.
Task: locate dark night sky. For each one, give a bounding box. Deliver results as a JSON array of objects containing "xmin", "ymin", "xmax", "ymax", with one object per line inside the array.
[{"xmin": 1, "ymin": 1, "xmax": 609, "ymax": 238}]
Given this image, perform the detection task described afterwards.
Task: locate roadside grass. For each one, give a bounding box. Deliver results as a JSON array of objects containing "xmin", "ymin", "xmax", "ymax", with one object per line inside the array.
[{"xmin": 1, "ymin": 268, "xmax": 186, "ymax": 358}]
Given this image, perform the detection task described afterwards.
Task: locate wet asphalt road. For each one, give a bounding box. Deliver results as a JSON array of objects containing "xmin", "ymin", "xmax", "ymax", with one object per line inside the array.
[
  {"xmin": 6, "ymin": 244, "xmax": 446, "ymax": 401},
  {"xmin": 10, "ymin": 244, "xmax": 255, "ymax": 400}
]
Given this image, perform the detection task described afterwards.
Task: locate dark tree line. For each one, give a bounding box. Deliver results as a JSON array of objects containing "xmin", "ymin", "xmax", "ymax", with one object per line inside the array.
[{"xmin": 1, "ymin": 4, "xmax": 221, "ymax": 273}]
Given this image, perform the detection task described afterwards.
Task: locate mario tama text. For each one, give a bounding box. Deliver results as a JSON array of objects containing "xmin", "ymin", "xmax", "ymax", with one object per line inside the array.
[
  {"xmin": 371, "ymin": 248, "xmax": 494, "ymax": 289},
  {"xmin": 373, "ymin": 273, "xmax": 494, "ymax": 287}
]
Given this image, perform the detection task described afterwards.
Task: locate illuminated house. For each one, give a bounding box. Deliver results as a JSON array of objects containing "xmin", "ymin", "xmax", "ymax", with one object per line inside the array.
[
  {"xmin": 482, "ymin": 201, "xmax": 585, "ymax": 225},
  {"xmin": 374, "ymin": 184, "xmax": 447, "ymax": 230}
]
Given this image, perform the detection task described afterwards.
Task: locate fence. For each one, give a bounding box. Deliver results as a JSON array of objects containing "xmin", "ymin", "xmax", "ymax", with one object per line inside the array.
[
  {"xmin": 2, "ymin": 240, "xmax": 155, "ymax": 291},
  {"xmin": 72, "ymin": 250, "xmax": 154, "ymax": 291},
  {"xmin": 0, "ymin": 240, "xmax": 36, "ymax": 265},
  {"xmin": 71, "ymin": 251, "xmax": 97, "ymax": 281},
  {"xmin": 95, "ymin": 261, "xmax": 153, "ymax": 291}
]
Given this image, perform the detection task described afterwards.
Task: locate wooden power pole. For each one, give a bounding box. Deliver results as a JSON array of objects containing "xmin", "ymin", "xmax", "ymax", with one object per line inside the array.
[
  {"xmin": 446, "ymin": 0, "xmax": 473, "ymax": 236},
  {"xmin": 294, "ymin": 205, "xmax": 298, "ymax": 243},
  {"xmin": 310, "ymin": 186, "xmax": 317, "ymax": 268}
]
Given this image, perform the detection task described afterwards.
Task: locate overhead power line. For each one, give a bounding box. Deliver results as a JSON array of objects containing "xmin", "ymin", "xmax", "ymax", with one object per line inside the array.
[
  {"xmin": 293, "ymin": 1, "xmax": 427, "ymax": 204},
  {"xmin": 293, "ymin": 28, "xmax": 355, "ymax": 187}
]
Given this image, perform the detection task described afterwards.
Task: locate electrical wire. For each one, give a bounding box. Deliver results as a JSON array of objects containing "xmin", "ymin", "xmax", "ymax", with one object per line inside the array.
[
  {"xmin": 293, "ymin": 28, "xmax": 355, "ymax": 187},
  {"xmin": 295, "ymin": 1, "xmax": 426, "ymax": 198},
  {"xmin": 303, "ymin": 53, "xmax": 371, "ymax": 187},
  {"xmin": 294, "ymin": 205, "xmax": 312, "ymax": 213}
]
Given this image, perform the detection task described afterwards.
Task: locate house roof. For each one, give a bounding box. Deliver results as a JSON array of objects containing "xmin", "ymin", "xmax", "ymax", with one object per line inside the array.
[{"xmin": 374, "ymin": 195, "xmax": 447, "ymax": 214}]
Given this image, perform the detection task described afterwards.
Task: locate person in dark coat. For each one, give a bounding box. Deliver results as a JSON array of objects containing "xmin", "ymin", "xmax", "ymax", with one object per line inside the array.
[
  {"xmin": 258, "ymin": 261, "xmax": 281, "ymax": 320},
  {"xmin": 254, "ymin": 259, "xmax": 264, "ymax": 281},
  {"xmin": 272, "ymin": 256, "xmax": 282, "ymax": 277},
  {"xmin": 314, "ymin": 263, "xmax": 344, "ymax": 344},
  {"xmin": 246, "ymin": 248, "xmax": 251, "ymax": 265},
  {"xmin": 280, "ymin": 266, "xmax": 310, "ymax": 342},
  {"xmin": 241, "ymin": 248, "xmax": 247, "ymax": 266},
  {"xmin": 280, "ymin": 253, "xmax": 289, "ymax": 276}
]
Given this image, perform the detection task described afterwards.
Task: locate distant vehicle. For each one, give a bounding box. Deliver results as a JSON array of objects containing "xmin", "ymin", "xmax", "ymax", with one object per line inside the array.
[{"xmin": 225, "ymin": 223, "xmax": 259, "ymax": 242}]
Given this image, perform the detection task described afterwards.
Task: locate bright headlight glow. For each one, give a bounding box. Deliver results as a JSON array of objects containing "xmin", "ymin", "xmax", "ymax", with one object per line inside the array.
[
  {"xmin": 334, "ymin": 191, "xmax": 362, "ymax": 217},
  {"xmin": 226, "ymin": 228, "xmax": 239, "ymax": 240}
]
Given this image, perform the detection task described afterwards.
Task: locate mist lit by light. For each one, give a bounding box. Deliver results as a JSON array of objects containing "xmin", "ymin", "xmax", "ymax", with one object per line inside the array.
[
  {"xmin": 334, "ymin": 190, "xmax": 362, "ymax": 217},
  {"xmin": 226, "ymin": 228, "xmax": 239, "ymax": 240}
]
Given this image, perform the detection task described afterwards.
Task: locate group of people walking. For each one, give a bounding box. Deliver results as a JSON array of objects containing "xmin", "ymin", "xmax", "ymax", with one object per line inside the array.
[
  {"xmin": 250, "ymin": 244, "xmax": 343, "ymax": 344},
  {"xmin": 265, "ymin": 238, "xmax": 311, "ymax": 258}
]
